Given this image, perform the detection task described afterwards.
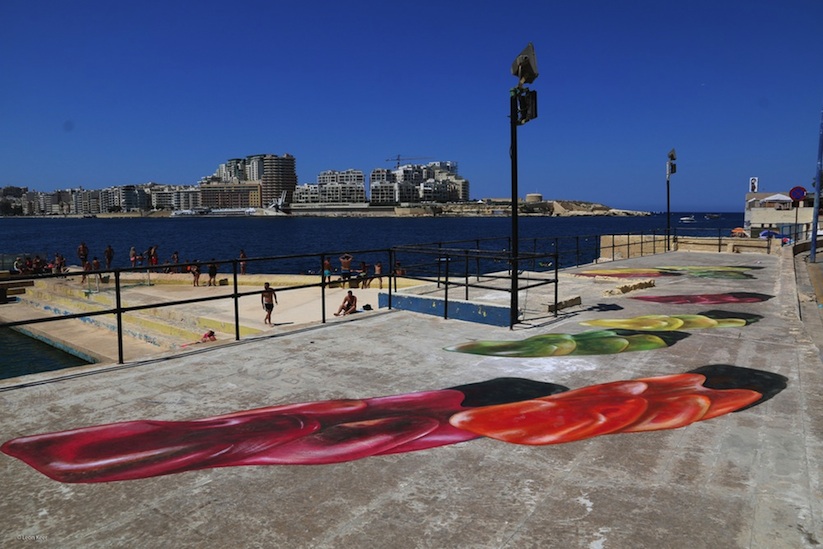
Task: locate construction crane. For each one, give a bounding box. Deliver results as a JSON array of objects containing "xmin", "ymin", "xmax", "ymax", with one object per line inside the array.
[{"xmin": 385, "ymin": 155, "xmax": 433, "ymax": 169}]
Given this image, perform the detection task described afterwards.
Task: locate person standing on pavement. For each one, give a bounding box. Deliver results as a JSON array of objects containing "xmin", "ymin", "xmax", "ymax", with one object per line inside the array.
[
  {"xmin": 262, "ymin": 282, "xmax": 278, "ymax": 325},
  {"xmin": 239, "ymin": 249, "xmax": 248, "ymax": 275},
  {"xmin": 77, "ymin": 242, "xmax": 89, "ymax": 267},
  {"xmin": 104, "ymin": 245, "xmax": 114, "ymax": 269},
  {"xmin": 339, "ymin": 253, "xmax": 353, "ymax": 284}
]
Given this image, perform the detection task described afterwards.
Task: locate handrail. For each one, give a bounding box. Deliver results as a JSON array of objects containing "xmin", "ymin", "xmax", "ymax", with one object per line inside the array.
[{"xmin": 2, "ymin": 227, "xmax": 752, "ymax": 365}]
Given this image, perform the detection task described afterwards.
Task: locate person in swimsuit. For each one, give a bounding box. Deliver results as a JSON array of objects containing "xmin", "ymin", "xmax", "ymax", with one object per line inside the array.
[
  {"xmin": 239, "ymin": 250, "xmax": 248, "ymax": 275},
  {"xmin": 323, "ymin": 258, "xmax": 332, "ymax": 284},
  {"xmin": 334, "ymin": 290, "xmax": 357, "ymax": 316},
  {"xmin": 339, "ymin": 253, "xmax": 353, "ymax": 282},
  {"xmin": 261, "ymin": 282, "xmax": 278, "ymax": 325}
]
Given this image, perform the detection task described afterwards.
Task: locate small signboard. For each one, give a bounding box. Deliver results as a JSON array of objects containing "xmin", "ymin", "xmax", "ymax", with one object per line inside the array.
[{"xmin": 789, "ymin": 186, "xmax": 807, "ymax": 201}]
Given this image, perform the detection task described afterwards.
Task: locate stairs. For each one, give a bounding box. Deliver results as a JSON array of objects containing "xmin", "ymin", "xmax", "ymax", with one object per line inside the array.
[{"xmin": 10, "ymin": 278, "xmax": 258, "ymax": 362}]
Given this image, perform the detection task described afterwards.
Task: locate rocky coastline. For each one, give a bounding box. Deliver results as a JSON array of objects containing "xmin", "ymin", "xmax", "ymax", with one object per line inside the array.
[
  {"xmin": 286, "ymin": 199, "xmax": 650, "ymax": 218},
  {"xmin": 6, "ymin": 200, "xmax": 651, "ymax": 219}
]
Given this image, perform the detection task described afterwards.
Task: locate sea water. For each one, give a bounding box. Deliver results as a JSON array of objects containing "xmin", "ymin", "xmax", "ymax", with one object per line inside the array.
[
  {"xmin": 1, "ymin": 213, "xmax": 742, "ymax": 273},
  {"xmin": 0, "ymin": 328, "xmax": 89, "ymax": 380}
]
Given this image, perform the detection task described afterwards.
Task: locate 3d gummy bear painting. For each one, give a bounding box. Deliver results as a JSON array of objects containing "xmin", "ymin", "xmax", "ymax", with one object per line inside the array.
[{"xmin": 0, "ymin": 365, "xmax": 786, "ymax": 483}]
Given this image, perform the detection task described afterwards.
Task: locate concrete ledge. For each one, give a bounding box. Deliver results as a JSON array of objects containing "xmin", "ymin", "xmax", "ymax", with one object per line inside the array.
[
  {"xmin": 547, "ymin": 295, "xmax": 582, "ymax": 313},
  {"xmin": 602, "ymin": 279, "xmax": 656, "ymax": 296},
  {"xmin": 378, "ymin": 292, "xmax": 510, "ymax": 326},
  {"xmin": 790, "ymin": 237, "xmax": 823, "ymax": 255},
  {"xmin": 598, "ymin": 235, "xmax": 780, "ymax": 260},
  {"xmin": 12, "ymin": 322, "xmax": 104, "ymax": 364},
  {"xmin": 0, "ymin": 279, "xmax": 35, "ymax": 303}
]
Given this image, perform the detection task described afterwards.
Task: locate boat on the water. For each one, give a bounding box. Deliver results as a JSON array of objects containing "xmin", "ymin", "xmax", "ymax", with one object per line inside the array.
[
  {"xmin": 704, "ymin": 213, "xmax": 721, "ymax": 219},
  {"xmin": 679, "ymin": 215, "xmax": 696, "ymax": 223}
]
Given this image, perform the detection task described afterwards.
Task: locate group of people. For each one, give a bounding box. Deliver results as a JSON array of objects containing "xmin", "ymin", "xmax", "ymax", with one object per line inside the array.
[
  {"xmin": 189, "ymin": 260, "xmax": 221, "ymax": 287},
  {"xmin": 66, "ymin": 245, "xmax": 404, "ymax": 289},
  {"xmin": 128, "ymin": 245, "xmax": 181, "ymax": 271},
  {"xmin": 323, "ymin": 253, "xmax": 385, "ymax": 289},
  {"xmin": 77, "ymin": 242, "xmax": 113, "ymax": 283},
  {"xmin": 65, "ymin": 243, "xmax": 246, "ymax": 288},
  {"xmin": 127, "ymin": 245, "xmax": 164, "ymax": 268},
  {"xmin": 61, "ymin": 243, "xmax": 372, "ymax": 323},
  {"xmin": 11, "ymin": 254, "xmax": 61, "ymax": 276}
]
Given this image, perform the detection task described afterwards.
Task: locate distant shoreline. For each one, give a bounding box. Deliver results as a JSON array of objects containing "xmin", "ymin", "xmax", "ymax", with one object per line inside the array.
[{"xmin": 3, "ymin": 206, "xmax": 655, "ymax": 220}]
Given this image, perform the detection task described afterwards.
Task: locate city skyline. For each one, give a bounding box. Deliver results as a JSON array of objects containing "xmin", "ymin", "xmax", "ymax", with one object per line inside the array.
[{"xmin": 2, "ymin": 1, "xmax": 822, "ymax": 212}]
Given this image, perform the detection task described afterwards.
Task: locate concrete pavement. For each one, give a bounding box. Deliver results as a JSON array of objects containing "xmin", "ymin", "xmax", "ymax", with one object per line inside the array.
[{"xmin": 0, "ymin": 250, "xmax": 821, "ymax": 548}]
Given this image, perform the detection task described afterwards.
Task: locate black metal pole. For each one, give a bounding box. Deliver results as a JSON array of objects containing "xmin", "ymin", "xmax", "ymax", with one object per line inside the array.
[
  {"xmin": 813, "ymin": 107, "xmax": 823, "ymax": 262},
  {"xmin": 464, "ymin": 252, "xmax": 469, "ymax": 301},
  {"xmin": 553, "ymin": 255, "xmax": 559, "ymax": 317},
  {"xmin": 114, "ymin": 270, "xmax": 124, "ymax": 364},
  {"xmin": 232, "ymin": 260, "xmax": 240, "ymax": 341},
  {"xmin": 320, "ymin": 254, "xmax": 327, "ymax": 323},
  {"xmin": 510, "ymin": 89, "xmax": 519, "ymax": 329},
  {"xmin": 388, "ymin": 249, "xmax": 394, "ymax": 309},
  {"xmin": 443, "ymin": 255, "xmax": 450, "ymax": 320},
  {"xmin": 666, "ymin": 173, "xmax": 671, "ymax": 251}
]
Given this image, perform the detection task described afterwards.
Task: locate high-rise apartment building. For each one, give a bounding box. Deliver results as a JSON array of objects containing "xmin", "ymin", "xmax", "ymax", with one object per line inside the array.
[
  {"xmin": 219, "ymin": 159, "xmax": 246, "ymax": 182},
  {"xmin": 208, "ymin": 153, "xmax": 297, "ymax": 208},
  {"xmin": 262, "ymin": 154, "xmax": 297, "ymax": 207},
  {"xmin": 245, "ymin": 155, "xmax": 264, "ymax": 181}
]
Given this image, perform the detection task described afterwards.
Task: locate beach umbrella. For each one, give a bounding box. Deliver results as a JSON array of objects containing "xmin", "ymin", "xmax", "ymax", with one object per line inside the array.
[
  {"xmin": 759, "ymin": 230, "xmax": 782, "ymax": 239},
  {"xmin": 731, "ymin": 227, "xmax": 747, "ymax": 236}
]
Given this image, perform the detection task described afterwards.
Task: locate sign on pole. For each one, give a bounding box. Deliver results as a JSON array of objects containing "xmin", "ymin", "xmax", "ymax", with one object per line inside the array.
[{"xmin": 789, "ymin": 186, "xmax": 807, "ymax": 201}]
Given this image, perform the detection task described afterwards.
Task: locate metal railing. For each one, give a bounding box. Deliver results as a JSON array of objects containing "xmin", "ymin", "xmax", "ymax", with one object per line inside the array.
[
  {"xmin": 389, "ymin": 244, "xmax": 559, "ymax": 326},
  {"xmin": 1, "ymin": 243, "xmax": 559, "ymax": 364},
  {"xmin": 2, "ymin": 227, "xmax": 757, "ymax": 365}
]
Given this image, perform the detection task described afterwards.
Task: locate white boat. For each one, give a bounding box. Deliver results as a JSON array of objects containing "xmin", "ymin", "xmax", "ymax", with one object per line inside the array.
[{"xmin": 679, "ymin": 215, "xmax": 696, "ymax": 223}]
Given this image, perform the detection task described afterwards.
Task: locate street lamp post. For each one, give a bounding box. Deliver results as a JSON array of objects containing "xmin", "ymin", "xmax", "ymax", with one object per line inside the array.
[
  {"xmin": 666, "ymin": 148, "xmax": 677, "ymax": 251},
  {"xmin": 811, "ymin": 109, "xmax": 823, "ymax": 263},
  {"xmin": 510, "ymin": 90, "xmax": 520, "ymax": 328},
  {"xmin": 509, "ymin": 43, "xmax": 539, "ymax": 328}
]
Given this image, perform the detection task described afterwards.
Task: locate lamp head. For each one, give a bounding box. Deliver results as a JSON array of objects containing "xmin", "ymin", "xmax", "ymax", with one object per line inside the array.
[
  {"xmin": 668, "ymin": 148, "xmax": 677, "ymax": 161},
  {"xmin": 511, "ymin": 43, "xmax": 539, "ymax": 86}
]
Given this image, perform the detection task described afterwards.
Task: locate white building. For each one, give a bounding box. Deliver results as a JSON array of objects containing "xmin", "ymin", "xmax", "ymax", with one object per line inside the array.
[
  {"xmin": 419, "ymin": 179, "xmax": 450, "ymax": 202},
  {"xmin": 744, "ymin": 191, "xmax": 817, "ymax": 238},
  {"xmin": 293, "ymin": 184, "xmax": 321, "ymax": 203},
  {"xmin": 174, "ymin": 187, "xmax": 201, "ymax": 210},
  {"xmin": 369, "ymin": 180, "xmax": 419, "ymax": 204},
  {"xmin": 293, "ymin": 169, "xmax": 367, "ymax": 204}
]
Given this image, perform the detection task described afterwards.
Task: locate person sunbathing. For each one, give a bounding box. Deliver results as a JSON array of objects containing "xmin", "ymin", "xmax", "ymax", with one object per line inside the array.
[{"xmin": 334, "ymin": 290, "xmax": 357, "ymax": 316}]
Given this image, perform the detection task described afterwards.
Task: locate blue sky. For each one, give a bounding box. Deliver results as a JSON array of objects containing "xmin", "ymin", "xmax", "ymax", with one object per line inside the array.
[{"xmin": 1, "ymin": 0, "xmax": 821, "ymax": 212}]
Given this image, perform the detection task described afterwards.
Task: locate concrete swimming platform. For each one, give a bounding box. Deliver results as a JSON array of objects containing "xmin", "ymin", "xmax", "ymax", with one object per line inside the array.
[{"xmin": 0, "ymin": 250, "xmax": 821, "ymax": 548}]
